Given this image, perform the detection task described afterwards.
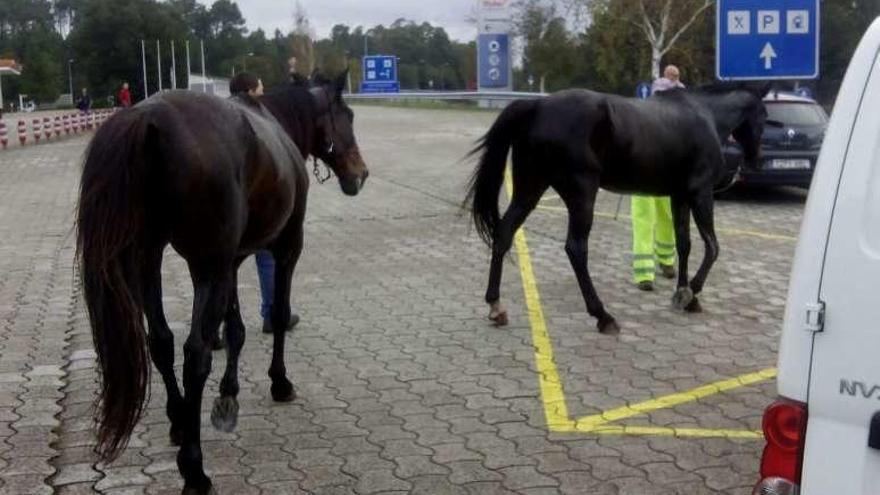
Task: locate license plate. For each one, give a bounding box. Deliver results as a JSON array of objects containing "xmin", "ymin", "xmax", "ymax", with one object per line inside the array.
[{"xmin": 770, "ymin": 159, "xmax": 811, "ymax": 170}]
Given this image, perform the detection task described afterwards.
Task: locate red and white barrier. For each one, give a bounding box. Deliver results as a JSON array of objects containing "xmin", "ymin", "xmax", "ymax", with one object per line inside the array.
[
  {"xmin": 54, "ymin": 116, "xmax": 62, "ymax": 137},
  {"xmin": 43, "ymin": 117, "xmax": 52, "ymax": 141},
  {"xmin": 63, "ymin": 115, "xmax": 70, "ymax": 135},
  {"xmin": 32, "ymin": 119, "xmax": 41, "ymax": 143},
  {"xmin": 17, "ymin": 120, "xmax": 26, "ymax": 145},
  {"xmin": 0, "ymin": 122, "xmax": 7, "ymax": 150}
]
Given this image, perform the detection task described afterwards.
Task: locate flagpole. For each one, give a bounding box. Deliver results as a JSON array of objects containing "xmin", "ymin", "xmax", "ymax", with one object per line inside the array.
[
  {"xmin": 141, "ymin": 39, "xmax": 148, "ymax": 98},
  {"xmin": 156, "ymin": 39, "xmax": 162, "ymax": 92},
  {"xmin": 200, "ymin": 39, "xmax": 207, "ymax": 91},
  {"xmin": 170, "ymin": 41, "xmax": 177, "ymax": 90},
  {"xmin": 186, "ymin": 40, "xmax": 191, "ymax": 89}
]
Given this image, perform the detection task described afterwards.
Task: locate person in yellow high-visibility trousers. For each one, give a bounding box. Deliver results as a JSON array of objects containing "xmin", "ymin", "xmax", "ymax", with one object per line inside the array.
[
  {"xmin": 632, "ymin": 65, "xmax": 684, "ymax": 291},
  {"xmin": 631, "ymin": 196, "xmax": 676, "ymax": 290}
]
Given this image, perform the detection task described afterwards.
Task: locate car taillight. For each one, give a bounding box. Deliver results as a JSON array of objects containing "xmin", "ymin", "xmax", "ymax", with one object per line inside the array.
[{"xmin": 752, "ymin": 398, "xmax": 808, "ymax": 495}]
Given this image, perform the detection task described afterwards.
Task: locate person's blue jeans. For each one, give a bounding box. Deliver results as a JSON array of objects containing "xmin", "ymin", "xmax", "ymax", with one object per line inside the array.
[{"xmin": 255, "ymin": 250, "xmax": 275, "ymax": 320}]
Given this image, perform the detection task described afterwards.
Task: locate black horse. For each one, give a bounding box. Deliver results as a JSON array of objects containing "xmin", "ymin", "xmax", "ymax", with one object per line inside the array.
[
  {"xmin": 76, "ymin": 71, "xmax": 367, "ymax": 495},
  {"xmin": 467, "ymin": 84, "xmax": 769, "ymax": 335}
]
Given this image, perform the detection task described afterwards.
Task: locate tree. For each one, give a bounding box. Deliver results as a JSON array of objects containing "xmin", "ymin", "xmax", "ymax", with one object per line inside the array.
[
  {"xmin": 581, "ymin": 0, "xmax": 714, "ymax": 79},
  {"xmin": 518, "ymin": 0, "xmax": 581, "ymax": 92}
]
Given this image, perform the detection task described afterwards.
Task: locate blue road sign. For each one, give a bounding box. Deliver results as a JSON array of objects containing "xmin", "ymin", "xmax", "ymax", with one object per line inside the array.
[
  {"xmin": 478, "ymin": 34, "xmax": 510, "ymax": 88},
  {"xmin": 717, "ymin": 0, "xmax": 819, "ymax": 80},
  {"xmin": 636, "ymin": 82, "xmax": 652, "ymax": 100},
  {"xmin": 361, "ymin": 55, "xmax": 400, "ymax": 93}
]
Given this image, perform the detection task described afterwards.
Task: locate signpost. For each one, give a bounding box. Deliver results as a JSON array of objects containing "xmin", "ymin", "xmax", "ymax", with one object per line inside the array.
[
  {"xmin": 478, "ymin": 34, "xmax": 510, "ymax": 88},
  {"xmin": 360, "ymin": 55, "xmax": 399, "ymax": 93},
  {"xmin": 717, "ymin": 0, "xmax": 819, "ymax": 80},
  {"xmin": 477, "ymin": 0, "xmax": 513, "ymax": 106}
]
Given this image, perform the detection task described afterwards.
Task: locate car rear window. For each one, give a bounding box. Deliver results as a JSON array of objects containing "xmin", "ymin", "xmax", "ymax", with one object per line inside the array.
[{"xmin": 766, "ymin": 102, "xmax": 828, "ymax": 126}]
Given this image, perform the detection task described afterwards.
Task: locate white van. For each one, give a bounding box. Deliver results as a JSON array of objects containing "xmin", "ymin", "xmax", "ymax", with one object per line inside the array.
[{"xmin": 752, "ymin": 16, "xmax": 880, "ymax": 495}]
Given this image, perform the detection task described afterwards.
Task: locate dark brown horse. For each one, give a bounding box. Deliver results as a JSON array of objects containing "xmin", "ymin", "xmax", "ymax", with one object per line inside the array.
[
  {"xmin": 76, "ymin": 71, "xmax": 367, "ymax": 495},
  {"xmin": 467, "ymin": 84, "xmax": 769, "ymax": 334}
]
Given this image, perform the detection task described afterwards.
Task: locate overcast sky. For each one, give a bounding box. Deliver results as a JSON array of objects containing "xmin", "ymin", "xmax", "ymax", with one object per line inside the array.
[{"xmin": 215, "ymin": 0, "xmax": 481, "ymax": 42}]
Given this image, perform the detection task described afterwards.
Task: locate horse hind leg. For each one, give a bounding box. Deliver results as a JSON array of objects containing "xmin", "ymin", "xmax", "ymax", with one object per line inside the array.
[
  {"xmin": 178, "ymin": 266, "xmax": 232, "ymax": 495},
  {"xmin": 484, "ymin": 174, "xmax": 546, "ymax": 326},
  {"xmin": 143, "ymin": 245, "xmax": 186, "ymax": 446}
]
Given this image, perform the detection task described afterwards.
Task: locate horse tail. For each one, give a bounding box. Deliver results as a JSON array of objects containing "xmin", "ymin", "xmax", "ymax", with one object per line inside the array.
[
  {"xmin": 466, "ymin": 99, "xmax": 538, "ymax": 246},
  {"xmin": 76, "ymin": 108, "xmax": 154, "ymax": 461}
]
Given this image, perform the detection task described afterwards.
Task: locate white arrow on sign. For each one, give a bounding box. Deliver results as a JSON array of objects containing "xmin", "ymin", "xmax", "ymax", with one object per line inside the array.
[{"xmin": 760, "ymin": 42, "xmax": 777, "ymax": 70}]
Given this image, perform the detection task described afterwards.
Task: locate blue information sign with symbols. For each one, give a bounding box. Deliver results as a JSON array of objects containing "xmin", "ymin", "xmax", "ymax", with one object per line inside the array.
[
  {"xmin": 361, "ymin": 55, "xmax": 400, "ymax": 93},
  {"xmin": 478, "ymin": 34, "xmax": 510, "ymax": 88},
  {"xmin": 636, "ymin": 82, "xmax": 652, "ymax": 100},
  {"xmin": 717, "ymin": 0, "xmax": 819, "ymax": 80}
]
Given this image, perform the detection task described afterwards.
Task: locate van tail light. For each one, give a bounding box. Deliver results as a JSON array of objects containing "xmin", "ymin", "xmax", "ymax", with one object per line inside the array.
[{"xmin": 752, "ymin": 398, "xmax": 808, "ymax": 495}]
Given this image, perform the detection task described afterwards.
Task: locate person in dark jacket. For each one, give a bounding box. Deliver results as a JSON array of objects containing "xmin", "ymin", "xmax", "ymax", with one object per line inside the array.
[
  {"xmin": 76, "ymin": 88, "xmax": 91, "ymax": 113},
  {"xmin": 228, "ymin": 72, "xmax": 300, "ymax": 334}
]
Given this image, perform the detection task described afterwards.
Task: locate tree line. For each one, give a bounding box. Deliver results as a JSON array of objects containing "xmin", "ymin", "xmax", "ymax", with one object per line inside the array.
[{"xmin": 0, "ymin": 0, "xmax": 877, "ymax": 108}]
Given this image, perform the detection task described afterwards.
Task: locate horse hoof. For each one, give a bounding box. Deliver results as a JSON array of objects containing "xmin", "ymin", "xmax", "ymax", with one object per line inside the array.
[
  {"xmin": 672, "ymin": 287, "xmax": 694, "ymax": 310},
  {"xmin": 211, "ymin": 396, "xmax": 239, "ymax": 432},
  {"xmin": 489, "ymin": 301, "xmax": 508, "ymax": 327},
  {"xmin": 181, "ymin": 482, "xmax": 215, "ymax": 495},
  {"xmin": 684, "ymin": 297, "xmax": 703, "ymax": 313},
  {"xmin": 271, "ymin": 379, "xmax": 296, "ymax": 402},
  {"xmin": 489, "ymin": 310, "xmax": 508, "ymax": 327},
  {"xmin": 169, "ymin": 425, "xmax": 183, "ymax": 447},
  {"xmin": 598, "ymin": 319, "xmax": 620, "ymax": 335}
]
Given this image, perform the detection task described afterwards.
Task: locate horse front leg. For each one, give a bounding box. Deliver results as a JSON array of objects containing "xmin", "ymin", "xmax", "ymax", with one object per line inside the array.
[
  {"xmin": 211, "ymin": 261, "xmax": 246, "ymax": 433},
  {"xmin": 268, "ymin": 222, "xmax": 303, "ymax": 403},
  {"xmin": 684, "ymin": 193, "xmax": 719, "ymax": 313},
  {"xmin": 179, "ymin": 270, "xmax": 230, "ymax": 495},
  {"xmin": 670, "ymin": 195, "xmax": 694, "ymax": 310},
  {"xmin": 560, "ymin": 189, "xmax": 619, "ymax": 334}
]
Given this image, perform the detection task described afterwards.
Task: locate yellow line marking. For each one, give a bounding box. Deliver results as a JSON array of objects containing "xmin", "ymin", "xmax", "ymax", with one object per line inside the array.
[
  {"xmin": 506, "ymin": 171, "xmax": 775, "ymax": 439},
  {"xmin": 572, "ymin": 368, "xmax": 777, "ymax": 435},
  {"xmin": 535, "ymin": 204, "xmax": 798, "ymax": 242}
]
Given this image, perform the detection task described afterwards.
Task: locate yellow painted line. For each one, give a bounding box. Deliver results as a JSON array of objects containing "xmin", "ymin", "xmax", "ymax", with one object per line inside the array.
[
  {"xmin": 573, "ymin": 368, "xmax": 777, "ymax": 434},
  {"xmin": 505, "ymin": 170, "xmax": 774, "ymax": 439},
  {"xmin": 535, "ymin": 204, "xmax": 798, "ymax": 242},
  {"xmin": 506, "ymin": 171, "xmax": 576, "ymax": 431}
]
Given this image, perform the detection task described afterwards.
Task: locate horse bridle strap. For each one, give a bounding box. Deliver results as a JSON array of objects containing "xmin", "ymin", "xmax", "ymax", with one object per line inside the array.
[{"xmin": 308, "ymin": 87, "xmax": 337, "ymax": 184}]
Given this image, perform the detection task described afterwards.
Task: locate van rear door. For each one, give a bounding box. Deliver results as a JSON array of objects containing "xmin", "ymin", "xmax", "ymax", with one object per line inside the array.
[{"xmin": 800, "ymin": 25, "xmax": 880, "ymax": 495}]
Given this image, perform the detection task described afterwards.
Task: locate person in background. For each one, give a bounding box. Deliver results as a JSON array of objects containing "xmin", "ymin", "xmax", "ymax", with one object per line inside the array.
[
  {"xmin": 228, "ymin": 71, "xmax": 300, "ymax": 334},
  {"xmin": 631, "ymin": 64, "xmax": 684, "ymax": 291},
  {"xmin": 76, "ymin": 88, "xmax": 91, "ymax": 114},
  {"xmin": 117, "ymin": 82, "xmax": 132, "ymax": 107}
]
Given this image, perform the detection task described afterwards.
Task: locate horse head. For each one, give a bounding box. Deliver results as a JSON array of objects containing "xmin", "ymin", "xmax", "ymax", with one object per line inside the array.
[
  {"xmin": 309, "ymin": 70, "xmax": 369, "ymax": 196},
  {"xmin": 730, "ymin": 82, "xmax": 771, "ymax": 170}
]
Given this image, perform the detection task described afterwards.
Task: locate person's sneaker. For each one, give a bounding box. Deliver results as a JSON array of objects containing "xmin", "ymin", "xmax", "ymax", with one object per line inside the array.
[
  {"xmin": 262, "ymin": 314, "xmax": 301, "ymax": 334},
  {"xmin": 637, "ymin": 281, "xmax": 654, "ymax": 291},
  {"xmin": 659, "ymin": 264, "xmax": 676, "ymax": 279}
]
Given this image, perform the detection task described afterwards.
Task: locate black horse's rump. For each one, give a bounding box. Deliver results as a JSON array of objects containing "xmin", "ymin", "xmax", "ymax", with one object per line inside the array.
[
  {"xmin": 468, "ymin": 84, "xmax": 769, "ymax": 333},
  {"xmin": 76, "ymin": 72, "xmax": 367, "ymax": 495}
]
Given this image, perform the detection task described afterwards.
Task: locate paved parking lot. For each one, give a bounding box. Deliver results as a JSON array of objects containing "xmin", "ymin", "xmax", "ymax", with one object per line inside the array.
[{"xmin": 0, "ymin": 104, "xmax": 807, "ymax": 494}]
